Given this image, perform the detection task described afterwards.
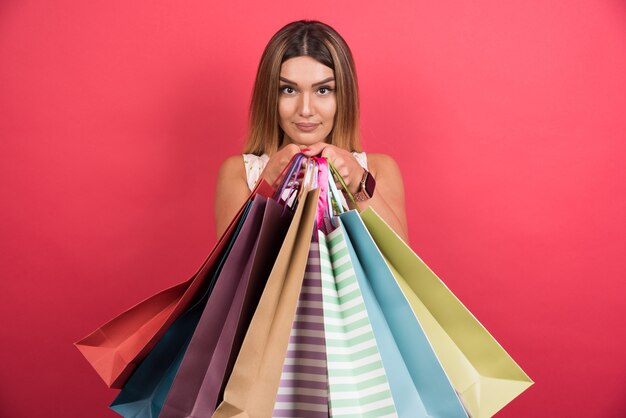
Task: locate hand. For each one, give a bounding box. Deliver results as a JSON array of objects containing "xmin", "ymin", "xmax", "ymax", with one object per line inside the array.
[
  {"xmin": 260, "ymin": 143, "xmax": 304, "ymax": 186},
  {"xmin": 301, "ymin": 143, "xmax": 365, "ymax": 195}
]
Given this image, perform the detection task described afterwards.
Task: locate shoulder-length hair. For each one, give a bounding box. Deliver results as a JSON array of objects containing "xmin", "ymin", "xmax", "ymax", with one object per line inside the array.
[{"xmin": 244, "ymin": 20, "xmax": 362, "ymax": 155}]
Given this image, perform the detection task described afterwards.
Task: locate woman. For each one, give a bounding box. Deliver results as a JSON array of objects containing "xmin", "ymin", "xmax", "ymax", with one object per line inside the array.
[{"xmin": 214, "ymin": 20, "xmax": 409, "ymax": 242}]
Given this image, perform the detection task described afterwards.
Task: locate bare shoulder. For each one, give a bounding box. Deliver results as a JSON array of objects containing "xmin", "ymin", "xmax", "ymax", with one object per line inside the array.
[
  {"xmin": 218, "ymin": 155, "xmax": 247, "ymax": 180},
  {"xmin": 216, "ymin": 155, "xmax": 250, "ymax": 193},
  {"xmin": 214, "ymin": 155, "xmax": 250, "ymax": 238},
  {"xmin": 217, "ymin": 155, "xmax": 246, "ymax": 183},
  {"xmin": 366, "ymin": 153, "xmax": 403, "ymax": 178}
]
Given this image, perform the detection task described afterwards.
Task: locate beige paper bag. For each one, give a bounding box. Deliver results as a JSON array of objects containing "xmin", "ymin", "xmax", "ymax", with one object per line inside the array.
[{"xmin": 213, "ymin": 187, "xmax": 320, "ymax": 418}]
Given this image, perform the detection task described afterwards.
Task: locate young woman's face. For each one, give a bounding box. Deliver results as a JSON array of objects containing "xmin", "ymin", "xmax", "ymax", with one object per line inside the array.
[{"xmin": 278, "ymin": 56, "xmax": 337, "ymax": 147}]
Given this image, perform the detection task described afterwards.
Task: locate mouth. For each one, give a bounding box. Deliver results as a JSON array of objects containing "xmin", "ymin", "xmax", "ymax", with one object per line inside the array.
[{"xmin": 295, "ymin": 123, "xmax": 319, "ymax": 132}]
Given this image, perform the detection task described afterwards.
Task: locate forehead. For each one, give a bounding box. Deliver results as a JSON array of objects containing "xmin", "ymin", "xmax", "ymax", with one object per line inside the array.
[{"xmin": 280, "ymin": 56, "xmax": 335, "ymax": 83}]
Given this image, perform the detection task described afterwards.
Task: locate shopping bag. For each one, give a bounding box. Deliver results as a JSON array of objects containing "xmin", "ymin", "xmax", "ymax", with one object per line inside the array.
[
  {"xmin": 109, "ymin": 196, "xmax": 264, "ymax": 417},
  {"xmin": 340, "ymin": 211, "xmax": 468, "ymax": 417},
  {"xmin": 360, "ymin": 207, "xmax": 534, "ymax": 418},
  {"xmin": 213, "ymin": 186, "xmax": 320, "ymax": 418},
  {"xmin": 75, "ymin": 180, "xmax": 274, "ymax": 388},
  {"xmin": 272, "ymin": 239, "xmax": 329, "ymax": 417},
  {"xmin": 108, "ymin": 300, "xmax": 201, "ymax": 418},
  {"xmin": 160, "ymin": 195, "xmax": 294, "ymax": 417},
  {"xmin": 195, "ymin": 196, "xmax": 294, "ymax": 415},
  {"xmin": 318, "ymin": 226, "xmax": 397, "ymax": 418}
]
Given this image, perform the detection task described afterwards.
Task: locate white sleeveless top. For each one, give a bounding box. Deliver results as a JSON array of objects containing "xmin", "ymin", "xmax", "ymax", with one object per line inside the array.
[{"xmin": 242, "ymin": 152, "xmax": 368, "ymax": 191}]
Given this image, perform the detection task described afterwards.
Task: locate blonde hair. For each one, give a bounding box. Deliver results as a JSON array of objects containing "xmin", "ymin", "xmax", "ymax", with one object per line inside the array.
[{"xmin": 244, "ymin": 20, "xmax": 362, "ymax": 155}]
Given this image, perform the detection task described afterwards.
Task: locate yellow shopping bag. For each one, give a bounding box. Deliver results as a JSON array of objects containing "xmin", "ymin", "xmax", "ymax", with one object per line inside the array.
[{"xmin": 361, "ymin": 208, "xmax": 533, "ymax": 418}]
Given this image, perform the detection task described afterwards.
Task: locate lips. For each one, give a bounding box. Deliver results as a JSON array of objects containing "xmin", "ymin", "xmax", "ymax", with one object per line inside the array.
[{"xmin": 295, "ymin": 123, "xmax": 319, "ymax": 132}]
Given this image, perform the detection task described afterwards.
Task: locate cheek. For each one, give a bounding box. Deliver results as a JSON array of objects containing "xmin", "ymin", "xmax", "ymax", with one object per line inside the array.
[
  {"xmin": 278, "ymin": 99, "xmax": 293, "ymax": 122},
  {"xmin": 324, "ymin": 100, "xmax": 337, "ymax": 123}
]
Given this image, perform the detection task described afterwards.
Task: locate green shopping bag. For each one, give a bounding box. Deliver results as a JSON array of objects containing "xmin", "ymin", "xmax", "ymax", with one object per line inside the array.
[{"xmin": 318, "ymin": 227, "xmax": 397, "ymax": 418}]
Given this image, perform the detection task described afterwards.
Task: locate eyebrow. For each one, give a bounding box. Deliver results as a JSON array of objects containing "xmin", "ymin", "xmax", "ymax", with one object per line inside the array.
[{"xmin": 279, "ymin": 76, "xmax": 336, "ymax": 86}]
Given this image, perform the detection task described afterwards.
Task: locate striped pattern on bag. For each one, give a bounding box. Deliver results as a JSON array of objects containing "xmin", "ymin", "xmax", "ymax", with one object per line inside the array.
[
  {"xmin": 273, "ymin": 241, "xmax": 329, "ymax": 417},
  {"xmin": 319, "ymin": 228, "xmax": 398, "ymax": 418}
]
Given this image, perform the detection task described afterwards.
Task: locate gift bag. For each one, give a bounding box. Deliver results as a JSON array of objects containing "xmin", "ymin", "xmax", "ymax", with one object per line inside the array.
[
  {"xmin": 108, "ymin": 301, "xmax": 200, "ymax": 418},
  {"xmin": 109, "ymin": 196, "xmax": 264, "ymax": 417},
  {"xmin": 74, "ymin": 180, "xmax": 273, "ymax": 388},
  {"xmin": 360, "ymin": 207, "xmax": 533, "ymax": 418},
  {"xmin": 318, "ymin": 226, "xmax": 397, "ymax": 418},
  {"xmin": 160, "ymin": 195, "xmax": 294, "ymax": 417},
  {"xmin": 213, "ymin": 186, "xmax": 320, "ymax": 418},
  {"xmin": 272, "ymin": 240, "xmax": 329, "ymax": 417},
  {"xmin": 340, "ymin": 211, "xmax": 468, "ymax": 418}
]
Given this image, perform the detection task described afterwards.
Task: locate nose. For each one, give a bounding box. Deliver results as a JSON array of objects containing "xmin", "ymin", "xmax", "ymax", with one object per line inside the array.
[{"xmin": 298, "ymin": 91, "xmax": 314, "ymax": 117}]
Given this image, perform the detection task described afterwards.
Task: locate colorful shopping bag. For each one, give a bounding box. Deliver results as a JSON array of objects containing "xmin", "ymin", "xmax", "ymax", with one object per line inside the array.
[
  {"xmin": 75, "ymin": 180, "xmax": 274, "ymax": 388},
  {"xmin": 318, "ymin": 226, "xmax": 397, "ymax": 418},
  {"xmin": 160, "ymin": 195, "xmax": 294, "ymax": 417},
  {"xmin": 213, "ymin": 187, "xmax": 320, "ymax": 418},
  {"xmin": 360, "ymin": 207, "xmax": 534, "ymax": 418},
  {"xmin": 340, "ymin": 211, "xmax": 469, "ymax": 417},
  {"xmin": 272, "ymin": 239, "xmax": 329, "ymax": 417},
  {"xmin": 108, "ymin": 298, "xmax": 201, "ymax": 418},
  {"xmin": 196, "ymin": 197, "xmax": 294, "ymax": 415},
  {"xmin": 109, "ymin": 196, "xmax": 262, "ymax": 417}
]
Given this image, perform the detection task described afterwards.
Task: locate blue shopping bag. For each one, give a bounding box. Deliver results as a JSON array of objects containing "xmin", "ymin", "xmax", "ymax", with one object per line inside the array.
[{"xmin": 340, "ymin": 210, "xmax": 469, "ymax": 418}]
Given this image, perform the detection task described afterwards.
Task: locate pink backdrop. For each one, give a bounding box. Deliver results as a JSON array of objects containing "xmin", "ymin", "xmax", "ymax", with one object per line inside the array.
[{"xmin": 2, "ymin": 1, "xmax": 625, "ymax": 416}]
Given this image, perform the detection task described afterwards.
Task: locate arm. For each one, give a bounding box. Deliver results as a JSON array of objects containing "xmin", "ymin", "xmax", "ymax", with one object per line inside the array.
[
  {"xmin": 355, "ymin": 153, "xmax": 409, "ymax": 243},
  {"xmin": 213, "ymin": 156, "xmax": 251, "ymax": 239}
]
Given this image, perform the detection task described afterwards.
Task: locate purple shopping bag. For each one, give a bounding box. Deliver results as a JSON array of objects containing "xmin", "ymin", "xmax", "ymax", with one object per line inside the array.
[
  {"xmin": 159, "ymin": 195, "xmax": 294, "ymax": 417},
  {"xmin": 272, "ymin": 239, "xmax": 329, "ymax": 417}
]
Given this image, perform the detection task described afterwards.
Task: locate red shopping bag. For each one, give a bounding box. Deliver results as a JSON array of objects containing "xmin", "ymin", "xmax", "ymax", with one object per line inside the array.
[{"xmin": 74, "ymin": 179, "xmax": 274, "ymax": 388}]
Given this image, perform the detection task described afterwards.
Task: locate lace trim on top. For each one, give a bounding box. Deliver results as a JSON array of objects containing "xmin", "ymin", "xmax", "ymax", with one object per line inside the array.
[{"xmin": 242, "ymin": 154, "xmax": 270, "ymax": 191}]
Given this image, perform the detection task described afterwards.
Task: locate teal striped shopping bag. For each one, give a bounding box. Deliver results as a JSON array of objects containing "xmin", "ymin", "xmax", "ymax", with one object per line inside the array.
[{"xmin": 318, "ymin": 227, "xmax": 397, "ymax": 418}]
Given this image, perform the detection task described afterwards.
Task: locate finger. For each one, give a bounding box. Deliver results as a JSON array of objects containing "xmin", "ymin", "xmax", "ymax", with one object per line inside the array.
[
  {"xmin": 302, "ymin": 142, "xmax": 327, "ymax": 157},
  {"xmin": 335, "ymin": 180, "xmax": 349, "ymax": 195},
  {"xmin": 320, "ymin": 145, "xmax": 335, "ymax": 159},
  {"xmin": 331, "ymin": 156, "xmax": 345, "ymax": 169},
  {"xmin": 280, "ymin": 145, "xmax": 301, "ymax": 165},
  {"xmin": 285, "ymin": 143, "xmax": 301, "ymax": 155},
  {"xmin": 337, "ymin": 166, "xmax": 349, "ymax": 180}
]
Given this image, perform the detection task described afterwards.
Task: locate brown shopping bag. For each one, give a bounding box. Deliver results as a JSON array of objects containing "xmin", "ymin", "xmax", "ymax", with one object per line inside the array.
[
  {"xmin": 213, "ymin": 186, "xmax": 320, "ymax": 418},
  {"xmin": 74, "ymin": 180, "xmax": 274, "ymax": 388}
]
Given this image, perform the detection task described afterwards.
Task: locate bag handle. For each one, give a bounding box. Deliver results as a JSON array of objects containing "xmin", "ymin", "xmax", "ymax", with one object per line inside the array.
[
  {"xmin": 328, "ymin": 161, "xmax": 357, "ymax": 207},
  {"xmin": 274, "ymin": 153, "xmax": 306, "ymax": 202},
  {"xmin": 327, "ymin": 162, "xmax": 345, "ymax": 215}
]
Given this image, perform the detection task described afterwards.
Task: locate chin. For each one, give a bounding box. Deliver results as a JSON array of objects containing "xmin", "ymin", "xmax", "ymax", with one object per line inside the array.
[{"xmin": 295, "ymin": 133, "xmax": 329, "ymax": 145}]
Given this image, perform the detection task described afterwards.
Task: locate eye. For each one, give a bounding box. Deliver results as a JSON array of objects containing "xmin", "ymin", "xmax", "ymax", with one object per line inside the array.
[
  {"xmin": 280, "ymin": 85, "xmax": 296, "ymax": 94},
  {"xmin": 318, "ymin": 86, "xmax": 334, "ymax": 95}
]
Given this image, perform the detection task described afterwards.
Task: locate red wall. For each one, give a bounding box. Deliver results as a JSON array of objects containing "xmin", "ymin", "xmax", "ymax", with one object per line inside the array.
[{"xmin": 1, "ymin": 1, "xmax": 625, "ymax": 417}]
